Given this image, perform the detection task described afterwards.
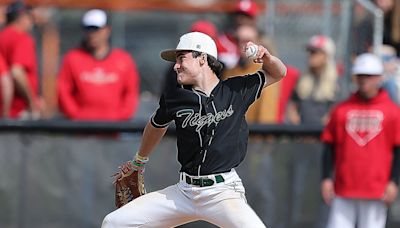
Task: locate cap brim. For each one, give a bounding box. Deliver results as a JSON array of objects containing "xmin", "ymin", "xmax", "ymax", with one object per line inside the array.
[
  {"xmin": 160, "ymin": 49, "xmax": 178, "ymax": 62},
  {"xmin": 83, "ymin": 25, "xmax": 102, "ymax": 30},
  {"xmin": 306, "ymin": 46, "xmax": 323, "ymax": 52},
  {"xmin": 160, "ymin": 48, "xmax": 220, "ymax": 62},
  {"xmin": 353, "ymin": 71, "xmax": 382, "ymax": 76}
]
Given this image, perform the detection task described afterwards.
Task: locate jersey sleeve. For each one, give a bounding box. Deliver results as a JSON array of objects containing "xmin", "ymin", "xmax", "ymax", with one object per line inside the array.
[
  {"xmin": 228, "ymin": 71, "xmax": 266, "ymax": 108},
  {"xmin": 151, "ymin": 95, "xmax": 173, "ymax": 128}
]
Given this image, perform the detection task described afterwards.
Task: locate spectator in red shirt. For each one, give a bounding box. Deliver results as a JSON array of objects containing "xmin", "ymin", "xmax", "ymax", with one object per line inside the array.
[
  {"xmin": 57, "ymin": 9, "xmax": 140, "ymax": 121},
  {"xmin": 0, "ymin": 54, "xmax": 13, "ymax": 118},
  {"xmin": 321, "ymin": 53, "xmax": 400, "ymax": 228},
  {"xmin": 0, "ymin": 1, "xmax": 41, "ymax": 119}
]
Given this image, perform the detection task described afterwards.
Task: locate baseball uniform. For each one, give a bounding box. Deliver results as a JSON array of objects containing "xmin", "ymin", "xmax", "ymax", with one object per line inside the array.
[
  {"xmin": 101, "ymin": 31, "xmax": 288, "ymax": 228},
  {"xmin": 102, "ymin": 71, "xmax": 267, "ymax": 228}
]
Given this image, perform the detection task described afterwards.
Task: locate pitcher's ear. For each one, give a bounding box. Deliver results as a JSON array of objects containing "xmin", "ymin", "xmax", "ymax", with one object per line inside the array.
[{"xmin": 200, "ymin": 54, "xmax": 207, "ymax": 64}]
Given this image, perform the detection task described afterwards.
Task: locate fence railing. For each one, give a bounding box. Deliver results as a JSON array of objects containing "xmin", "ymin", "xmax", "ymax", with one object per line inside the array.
[{"xmin": 0, "ymin": 119, "xmax": 323, "ymax": 135}]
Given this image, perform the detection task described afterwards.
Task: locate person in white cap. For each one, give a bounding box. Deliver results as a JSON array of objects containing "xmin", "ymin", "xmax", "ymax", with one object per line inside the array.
[
  {"xmin": 320, "ymin": 53, "xmax": 400, "ymax": 228},
  {"xmin": 57, "ymin": 9, "xmax": 140, "ymax": 120},
  {"xmin": 102, "ymin": 31, "xmax": 286, "ymax": 227}
]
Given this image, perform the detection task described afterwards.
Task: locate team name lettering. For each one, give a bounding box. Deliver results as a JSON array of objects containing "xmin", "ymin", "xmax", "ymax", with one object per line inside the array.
[{"xmin": 176, "ymin": 105, "xmax": 234, "ymax": 131}]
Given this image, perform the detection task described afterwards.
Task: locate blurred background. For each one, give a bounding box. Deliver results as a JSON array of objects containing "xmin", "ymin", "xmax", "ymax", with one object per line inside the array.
[{"xmin": 0, "ymin": 0, "xmax": 399, "ymax": 227}]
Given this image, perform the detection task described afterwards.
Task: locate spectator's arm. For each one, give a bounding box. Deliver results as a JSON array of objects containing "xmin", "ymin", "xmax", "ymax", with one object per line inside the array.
[
  {"xmin": 382, "ymin": 146, "xmax": 400, "ymax": 206},
  {"xmin": 321, "ymin": 143, "xmax": 335, "ymax": 205},
  {"xmin": 322, "ymin": 143, "xmax": 334, "ymax": 180},
  {"xmin": 119, "ymin": 57, "xmax": 140, "ymax": 120},
  {"xmin": 57, "ymin": 57, "xmax": 80, "ymax": 119},
  {"xmin": 11, "ymin": 64, "xmax": 37, "ymax": 113},
  {"xmin": 286, "ymin": 100, "xmax": 300, "ymax": 124},
  {"xmin": 390, "ymin": 146, "xmax": 400, "ymax": 185},
  {"xmin": 1, "ymin": 73, "xmax": 13, "ymax": 117}
]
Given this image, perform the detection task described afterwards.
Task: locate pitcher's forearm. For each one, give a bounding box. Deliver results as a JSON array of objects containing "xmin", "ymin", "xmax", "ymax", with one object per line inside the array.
[
  {"xmin": 1, "ymin": 75, "xmax": 13, "ymax": 117},
  {"xmin": 262, "ymin": 55, "xmax": 287, "ymax": 80},
  {"xmin": 136, "ymin": 121, "xmax": 168, "ymax": 158}
]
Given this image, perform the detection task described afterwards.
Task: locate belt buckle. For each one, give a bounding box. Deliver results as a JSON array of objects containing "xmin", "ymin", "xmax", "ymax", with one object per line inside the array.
[
  {"xmin": 199, "ymin": 177, "xmax": 214, "ymax": 187},
  {"xmin": 184, "ymin": 174, "xmax": 218, "ymax": 187},
  {"xmin": 199, "ymin": 178, "xmax": 205, "ymax": 187},
  {"xmin": 199, "ymin": 178, "xmax": 209, "ymax": 187}
]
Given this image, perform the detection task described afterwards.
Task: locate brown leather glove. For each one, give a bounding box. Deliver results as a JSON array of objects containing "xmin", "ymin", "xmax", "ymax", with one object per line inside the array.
[{"xmin": 114, "ymin": 160, "xmax": 146, "ymax": 208}]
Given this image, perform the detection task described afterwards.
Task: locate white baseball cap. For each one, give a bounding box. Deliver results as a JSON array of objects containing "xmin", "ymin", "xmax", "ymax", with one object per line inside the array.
[
  {"xmin": 160, "ymin": 32, "xmax": 218, "ymax": 62},
  {"xmin": 352, "ymin": 53, "xmax": 384, "ymax": 75},
  {"xmin": 82, "ymin": 9, "xmax": 107, "ymax": 28}
]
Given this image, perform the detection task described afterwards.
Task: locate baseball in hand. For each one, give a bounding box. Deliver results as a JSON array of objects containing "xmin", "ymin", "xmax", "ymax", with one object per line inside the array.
[{"xmin": 245, "ymin": 45, "xmax": 259, "ymax": 60}]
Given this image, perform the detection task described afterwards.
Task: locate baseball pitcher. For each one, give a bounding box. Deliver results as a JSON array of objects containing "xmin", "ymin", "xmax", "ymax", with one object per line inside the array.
[{"xmin": 102, "ymin": 31, "xmax": 286, "ymax": 227}]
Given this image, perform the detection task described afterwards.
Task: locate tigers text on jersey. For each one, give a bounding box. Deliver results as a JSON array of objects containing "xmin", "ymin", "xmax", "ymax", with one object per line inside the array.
[
  {"xmin": 152, "ymin": 71, "xmax": 266, "ymax": 175},
  {"xmin": 321, "ymin": 90, "xmax": 400, "ymax": 199}
]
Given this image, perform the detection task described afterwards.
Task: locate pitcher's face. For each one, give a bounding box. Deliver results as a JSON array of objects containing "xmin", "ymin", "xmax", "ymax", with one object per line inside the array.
[{"xmin": 174, "ymin": 51, "xmax": 202, "ymax": 85}]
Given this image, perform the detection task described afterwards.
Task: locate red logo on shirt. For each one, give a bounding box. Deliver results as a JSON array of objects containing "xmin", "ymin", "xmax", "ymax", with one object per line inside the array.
[
  {"xmin": 345, "ymin": 110, "xmax": 383, "ymax": 146},
  {"xmin": 80, "ymin": 68, "xmax": 118, "ymax": 84}
]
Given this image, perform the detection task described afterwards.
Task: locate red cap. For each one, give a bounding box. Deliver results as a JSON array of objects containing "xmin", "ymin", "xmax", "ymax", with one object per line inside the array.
[
  {"xmin": 190, "ymin": 20, "xmax": 217, "ymax": 39},
  {"xmin": 235, "ymin": 0, "xmax": 259, "ymax": 18},
  {"xmin": 306, "ymin": 35, "xmax": 335, "ymax": 56}
]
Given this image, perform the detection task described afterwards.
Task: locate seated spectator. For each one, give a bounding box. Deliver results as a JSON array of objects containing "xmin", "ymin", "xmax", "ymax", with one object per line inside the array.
[
  {"xmin": 0, "ymin": 1, "xmax": 42, "ymax": 119},
  {"xmin": 57, "ymin": 9, "xmax": 140, "ymax": 121},
  {"xmin": 287, "ymin": 35, "xmax": 339, "ymax": 125}
]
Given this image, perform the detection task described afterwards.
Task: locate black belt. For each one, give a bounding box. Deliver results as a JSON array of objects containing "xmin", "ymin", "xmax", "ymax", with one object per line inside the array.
[{"xmin": 185, "ymin": 174, "xmax": 225, "ymax": 187}]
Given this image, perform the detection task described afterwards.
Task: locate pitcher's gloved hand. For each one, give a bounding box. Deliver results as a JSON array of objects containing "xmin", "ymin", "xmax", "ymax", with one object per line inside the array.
[{"xmin": 114, "ymin": 154, "xmax": 148, "ymax": 208}]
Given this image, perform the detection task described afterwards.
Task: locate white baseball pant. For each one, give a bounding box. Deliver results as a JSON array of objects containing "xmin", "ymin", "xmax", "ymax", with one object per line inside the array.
[
  {"xmin": 102, "ymin": 169, "xmax": 266, "ymax": 228},
  {"xmin": 327, "ymin": 197, "xmax": 387, "ymax": 228}
]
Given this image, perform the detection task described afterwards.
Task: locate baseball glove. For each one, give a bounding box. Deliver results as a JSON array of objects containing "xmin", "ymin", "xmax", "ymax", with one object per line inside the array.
[{"xmin": 114, "ymin": 161, "xmax": 146, "ymax": 208}]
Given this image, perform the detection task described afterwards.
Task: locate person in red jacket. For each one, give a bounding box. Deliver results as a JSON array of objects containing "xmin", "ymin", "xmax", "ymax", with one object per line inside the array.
[
  {"xmin": 321, "ymin": 53, "xmax": 400, "ymax": 228},
  {"xmin": 57, "ymin": 9, "xmax": 140, "ymax": 121},
  {"xmin": 0, "ymin": 1, "xmax": 41, "ymax": 119},
  {"xmin": 0, "ymin": 54, "xmax": 13, "ymax": 118}
]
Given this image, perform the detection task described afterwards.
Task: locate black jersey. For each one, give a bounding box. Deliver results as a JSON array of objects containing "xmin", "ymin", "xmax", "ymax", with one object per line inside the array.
[{"xmin": 151, "ymin": 71, "xmax": 266, "ymax": 175}]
